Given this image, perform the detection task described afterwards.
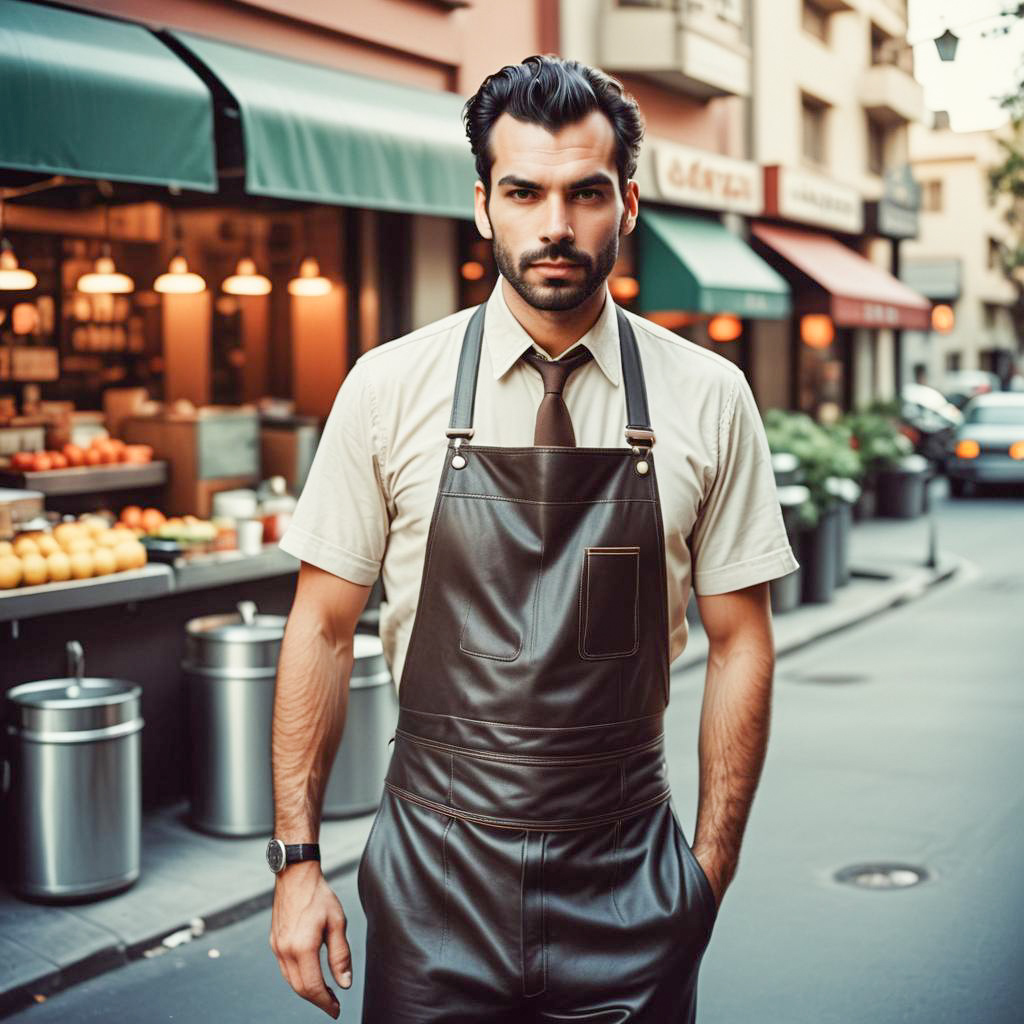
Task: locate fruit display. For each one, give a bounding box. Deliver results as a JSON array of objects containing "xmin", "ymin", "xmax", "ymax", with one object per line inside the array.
[
  {"xmin": 118, "ymin": 505, "xmax": 218, "ymax": 546},
  {"xmin": 6, "ymin": 437, "xmax": 154, "ymax": 473},
  {"xmin": 0, "ymin": 515, "xmax": 149, "ymax": 591}
]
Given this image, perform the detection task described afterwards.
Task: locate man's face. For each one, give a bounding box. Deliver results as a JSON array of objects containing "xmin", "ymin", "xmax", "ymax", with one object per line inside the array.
[{"xmin": 474, "ymin": 110, "xmax": 639, "ymax": 312}]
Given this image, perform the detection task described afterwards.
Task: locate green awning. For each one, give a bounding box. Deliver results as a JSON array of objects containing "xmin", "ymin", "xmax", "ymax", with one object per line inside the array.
[
  {"xmin": 173, "ymin": 32, "xmax": 477, "ymax": 218},
  {"xmin": 637, "ymin": 209, "xmax": 791, "ymax": 318},
  {"xmin": 0, "ymin": 0, "xmax": 216, "ymax": 191}
]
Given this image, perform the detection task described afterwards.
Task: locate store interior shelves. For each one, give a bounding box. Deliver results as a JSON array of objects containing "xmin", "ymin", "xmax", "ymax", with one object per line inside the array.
[{"xmin": 0, "ymin": 461, "xmax": 168, "ymax": 497}]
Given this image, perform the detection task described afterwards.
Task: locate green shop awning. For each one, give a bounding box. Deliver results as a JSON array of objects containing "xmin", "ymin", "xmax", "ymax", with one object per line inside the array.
[
  {"xmin": 0, "ymin": 0, "xmax": 216, "ymax": 191},
  {"xmin": 173, "ymin": 32, "xmax": 477, "ymax": 218},
  {"xmin": 637, "ymin": 209, "xmax": 790, "ymax": 318}
]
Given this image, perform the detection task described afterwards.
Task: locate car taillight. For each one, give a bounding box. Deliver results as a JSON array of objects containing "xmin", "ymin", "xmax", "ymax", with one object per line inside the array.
[
  {"xmin": 1010, "ymin": 441, "xmax": 1024, "ymax": 461},
  {"xmin": 955, "ymin": 439, "xmax": 980, "ymax": 458}
]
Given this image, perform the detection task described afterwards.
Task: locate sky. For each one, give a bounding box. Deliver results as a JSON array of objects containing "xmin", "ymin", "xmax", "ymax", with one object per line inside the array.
[{"xmin": 909, "ymin": 0, "xmax": 1024, "ymax": 131}]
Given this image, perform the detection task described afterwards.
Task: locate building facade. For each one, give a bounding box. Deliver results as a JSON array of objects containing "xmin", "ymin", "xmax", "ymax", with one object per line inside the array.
[{"xmin": 902, "ymin": 120, "xmax": 1020, "ymax": 388}]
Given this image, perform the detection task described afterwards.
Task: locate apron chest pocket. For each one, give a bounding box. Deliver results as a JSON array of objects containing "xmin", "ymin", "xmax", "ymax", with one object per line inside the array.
[{"xmin": 579, "ymin": 546, "xmax": 640, "ymax": 660}]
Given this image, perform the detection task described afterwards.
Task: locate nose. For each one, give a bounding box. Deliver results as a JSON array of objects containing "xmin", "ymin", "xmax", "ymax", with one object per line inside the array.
[{"xmin": 539, "ymin": 195, "xmax": 574, "ymax": 247}]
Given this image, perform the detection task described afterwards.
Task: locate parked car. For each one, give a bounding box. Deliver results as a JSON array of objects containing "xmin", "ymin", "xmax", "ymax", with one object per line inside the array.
[
  {"xmin": 942, "ymin": 370, "xmax": 1001, "ymax": 410},
  {"xmin": 899, "ymin": 383, "xmax": 963, "ymax": 468},
  {"xmin": 945, "ymin": 393, "xmax": 1024, "ymax": 496}
]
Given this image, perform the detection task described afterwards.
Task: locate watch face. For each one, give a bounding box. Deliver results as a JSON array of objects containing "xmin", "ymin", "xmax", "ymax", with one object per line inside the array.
[{"xmin": 266, "ymin": 839, "xmax": 286, "ymax": 873}]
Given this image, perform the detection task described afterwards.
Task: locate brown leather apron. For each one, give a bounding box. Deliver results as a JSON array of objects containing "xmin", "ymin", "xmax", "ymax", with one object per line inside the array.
[{"xmin": 357, "ymin": 302, "xmax": 718, "ymax": 1023}]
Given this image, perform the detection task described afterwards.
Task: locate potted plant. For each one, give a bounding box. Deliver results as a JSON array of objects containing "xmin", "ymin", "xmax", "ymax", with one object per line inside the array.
[
  {"xmin": 763, "ymin": 410, "xmax": 861, "ymax": 604},
  {"xmin": 841, "ymin": 404, "xmax": 924, "ymax": 519}
]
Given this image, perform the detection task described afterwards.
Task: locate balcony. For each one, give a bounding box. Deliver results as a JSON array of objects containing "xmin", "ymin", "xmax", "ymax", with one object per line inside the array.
[
  {"xmin": 861, "ymin": 59, "xmax": 924, "ymax": 125},
  {"xmin": 598, "ymin": 0, "xmax": 751, "ymax": 100}
]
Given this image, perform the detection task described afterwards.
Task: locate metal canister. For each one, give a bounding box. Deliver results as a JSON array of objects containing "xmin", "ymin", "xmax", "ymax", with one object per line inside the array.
[
  {"xmin": 183, "ymin": 603, "xmax": 397, "ymax": 836},
  {"xmin": 183, "ymin": 602, "xmax": 284, "ymax": 836},
  {"xmin": 323, "ymin": 633, "xmax": 398, "ymax": 819},
  {"xmin": 4, "ymin": 642, "xmax": 143, "ymax": 901}
]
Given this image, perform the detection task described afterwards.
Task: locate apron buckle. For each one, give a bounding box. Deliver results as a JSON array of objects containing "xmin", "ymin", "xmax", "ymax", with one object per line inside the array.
[{"xmin": 626, "ymin": 428, "xmax": 654, "ymax": 475}]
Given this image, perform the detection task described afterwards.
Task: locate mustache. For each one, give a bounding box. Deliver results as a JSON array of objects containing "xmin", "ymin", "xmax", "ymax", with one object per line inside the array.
[{"xmin": 518, "ymin": 241, "xmax": 594, "ymax": 273}]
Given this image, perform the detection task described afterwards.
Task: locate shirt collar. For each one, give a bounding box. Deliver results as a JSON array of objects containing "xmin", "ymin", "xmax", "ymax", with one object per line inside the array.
[{"xmin": 483, "ymin": 278, "xmax": 621, "ymax": 387}]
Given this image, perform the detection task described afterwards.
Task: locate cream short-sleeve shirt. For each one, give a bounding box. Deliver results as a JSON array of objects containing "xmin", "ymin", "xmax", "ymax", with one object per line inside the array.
[{"xmin": 279, "ymin": 280, "xmax": 799, "ymax": 686}]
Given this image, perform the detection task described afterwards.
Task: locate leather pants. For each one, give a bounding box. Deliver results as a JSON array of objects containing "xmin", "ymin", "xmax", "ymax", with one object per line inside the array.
[{"xmin": 357, "ymin": 790, "xmax": 718, "ymax": 1023}]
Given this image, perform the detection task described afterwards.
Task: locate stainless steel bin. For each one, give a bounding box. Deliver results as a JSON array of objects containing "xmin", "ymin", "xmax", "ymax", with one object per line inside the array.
[
  {"xmin": 183, "ymin": 604, "xmax": 397, "ymax": 836},
  {"xmin": 323, "ymin": 634, "xmax": 398, "ymax": 819},
  {"xmin": 4, "ymin": 642, "xmax": 143, "ymax": 901}
]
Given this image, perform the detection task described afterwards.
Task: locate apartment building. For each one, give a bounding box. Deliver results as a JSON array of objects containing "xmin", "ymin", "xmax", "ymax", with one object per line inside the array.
[{"xmin": 902, "ymin": 119, "xmax": 1020, "ymax": 388}]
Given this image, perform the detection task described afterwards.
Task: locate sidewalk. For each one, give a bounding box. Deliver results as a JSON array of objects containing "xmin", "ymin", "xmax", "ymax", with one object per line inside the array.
[{"xmin": 0, "ymin": 507, "xmax": 963, "ymax": 1017}]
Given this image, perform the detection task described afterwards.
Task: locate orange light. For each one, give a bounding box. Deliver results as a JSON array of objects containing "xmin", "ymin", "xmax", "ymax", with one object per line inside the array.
[
  {"xmin": 11, "ymin": 302, "xmax": 38, "ymax": 334},
  {"xmin": 707, "ymin": 314, "xmax": 743, "ymax": 343},
  {"xmin": 931, "ymin": 304, "xmax": 955, "ymax": 334},
  {"xmin": 800, "ymin": 314, "xmax": 835, "ymax": 349},
  {"xmin": 1009, "ymin": 441, "xmax": 1024, "ymax": 460},
  {"xmin": 460, "ymin": 261, "xmax": 485, "ymax": 281},
  {"xmin": 609, "ymin": 276, "xmax": 639, "ymax": 302},
  {"xmin": 955, "ymin": 439, "xmax": 980, "ymax": 459}
]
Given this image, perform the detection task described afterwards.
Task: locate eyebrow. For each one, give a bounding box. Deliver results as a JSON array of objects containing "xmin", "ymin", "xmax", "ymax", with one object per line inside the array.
[{"xmin": 495, "ymin": 173, "xmax": 616, "ymax": 191}]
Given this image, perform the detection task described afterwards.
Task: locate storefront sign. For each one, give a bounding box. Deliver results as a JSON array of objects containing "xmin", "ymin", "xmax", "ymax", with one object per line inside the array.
[
  {"xmin": 763, "ymin": 166, "xmax": 863, "ymax": 234},
  {"xmin": 866, "ymin": 164, "xmax": 921, "ymax": 239},
  {"xmin": 652, "ymin": 140, "xmax": 762, "ymax": 215}
]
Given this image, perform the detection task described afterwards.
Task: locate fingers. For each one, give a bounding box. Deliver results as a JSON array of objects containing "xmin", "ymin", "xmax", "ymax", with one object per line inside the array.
[
  {"xmin": 295, "ymin": 947, "xmax": 340, "ymax": 1019},
  {"xmin": 326, "ymin": 909, "xmax": 353, "ymax": 990}
]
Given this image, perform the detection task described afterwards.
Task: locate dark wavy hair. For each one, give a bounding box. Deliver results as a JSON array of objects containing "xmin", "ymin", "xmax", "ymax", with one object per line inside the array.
[{"xmin": 463, "ymin": 55, "xmax": 644, "ymax": 198}]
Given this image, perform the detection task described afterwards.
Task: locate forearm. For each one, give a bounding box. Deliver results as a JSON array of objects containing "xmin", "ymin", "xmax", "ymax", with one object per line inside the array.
[
  {"xmin": 272, "ymin": 614, "xmax": 354, "ymax": 842},
  {"xmin": 692, "ymin": 635, "xmax": 774, "ymax": 886}
]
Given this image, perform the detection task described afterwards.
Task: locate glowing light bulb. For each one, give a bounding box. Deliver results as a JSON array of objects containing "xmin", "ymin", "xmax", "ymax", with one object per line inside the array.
[
  {"xmin": 0, "ymin": 244, "xmax": 37, "ymax": 291},
  {"xmin": 287, "ymin": 257, "xmax": 331, "ymax": 297},
  {"xmin": 222, "ymin": 257, "xmax": 272, "ymax": 296},
  {"xmin": 77, "ymin": 254, "xmax": 134, "ymax": 294},
  {"xmin": 154, "ymin": 253, "xmax": 207, "ymax": 294}
]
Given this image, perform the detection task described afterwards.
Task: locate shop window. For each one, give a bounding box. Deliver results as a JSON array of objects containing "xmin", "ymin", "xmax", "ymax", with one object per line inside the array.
[
  {"xmin": 457, "ymin": 221, "xmax": 498, "ymax": 310},
  {"xmin": 867, "ymin": 115, "xmax": 887, "ymax": 176},
  {"xmin": 802, "ymin": 0, "xmax": 830, "ymax": 43},
  {"xmin": 921, "ymin": 180, "xmax": 943, "ymax": 212},
  {"xmin": 801, "ymin": 94, "xmax": 828, "ymax": 167}
]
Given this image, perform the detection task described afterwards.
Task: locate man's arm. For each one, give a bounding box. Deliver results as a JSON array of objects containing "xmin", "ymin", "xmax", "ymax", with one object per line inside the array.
[
  {"xmin": 269, "ymin": 561, "xmax": 372, "ymax": 1021},
  {"xmin": 691, "ymin": 580, "xmax": 776, "ymax": 909}
]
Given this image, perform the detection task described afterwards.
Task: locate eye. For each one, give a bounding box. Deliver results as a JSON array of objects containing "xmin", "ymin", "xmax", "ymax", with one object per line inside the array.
[
  {"xmin": 509, "ymin": 188, "xmax": 536, "ymax": 200},
  {"xmin": 573, "ymin": 189, "xmax": 603, "ymax": 201}
]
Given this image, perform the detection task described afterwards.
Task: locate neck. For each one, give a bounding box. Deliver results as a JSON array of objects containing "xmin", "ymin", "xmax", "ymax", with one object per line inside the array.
[{"xmin": 500, "ymin": 278, "xmax": 607, "ymax": 359}]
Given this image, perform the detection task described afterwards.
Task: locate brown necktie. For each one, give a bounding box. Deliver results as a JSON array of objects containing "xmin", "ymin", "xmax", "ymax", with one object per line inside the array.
[{"xmin": 522, "ymin": 346, "xmax": 593, "ymax": 447}]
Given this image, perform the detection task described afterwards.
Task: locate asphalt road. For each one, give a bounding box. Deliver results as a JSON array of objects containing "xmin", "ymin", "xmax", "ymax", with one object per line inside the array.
[{"xmin": 8, "ymin": 481, "xmax": 1023, "ymax": 1023}]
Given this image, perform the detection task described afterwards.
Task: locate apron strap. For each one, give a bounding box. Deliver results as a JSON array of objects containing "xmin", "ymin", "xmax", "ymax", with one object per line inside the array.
[
  {"xmin": 446, "ymin": 300, "xmax": 655, "ymax": 449},
  {"xmin": 447, "ymin": 303, "xmax": 487, "ymax": 441}
]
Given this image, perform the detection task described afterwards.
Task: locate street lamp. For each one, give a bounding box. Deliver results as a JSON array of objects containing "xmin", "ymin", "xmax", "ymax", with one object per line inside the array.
[{"xmin": 934, "ymin": 28, "xmax": 959, "ymax": 61}]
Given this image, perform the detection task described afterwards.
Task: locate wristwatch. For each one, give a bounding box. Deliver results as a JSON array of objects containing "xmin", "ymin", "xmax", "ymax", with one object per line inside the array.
[{"xmin": 266, "ymin": 839, "xmax": 321, "ymax": 874}]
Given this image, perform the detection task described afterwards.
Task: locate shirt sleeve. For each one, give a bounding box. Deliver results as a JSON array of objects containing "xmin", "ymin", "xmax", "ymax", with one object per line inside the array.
[
  {"xmin": 278, "ymin": 359, "xmax": 388, "ymax": 586},
  {"xmin": 690, "ymin": 373, "xmax": 799, "ymax": 596}
]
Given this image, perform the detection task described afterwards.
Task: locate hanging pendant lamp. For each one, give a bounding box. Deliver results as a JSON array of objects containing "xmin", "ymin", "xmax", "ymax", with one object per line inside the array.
[
  {"xmin": 287, "ymin": 256, "xmax": 331, "ymax": 296},
  {"xmin": 223, "ymin": 256, "xmax": 271, "ymax": 296},
  {"xmin": 154, "ymin": 210, "xmax": 206, "ymax": 294},
  {"xmin": 0, "ymin": 199, "xmax": 37, "ymax": 291},
  {"xmin": 76, "ymin": 204, "xmax": 134, "ymax": 294}
]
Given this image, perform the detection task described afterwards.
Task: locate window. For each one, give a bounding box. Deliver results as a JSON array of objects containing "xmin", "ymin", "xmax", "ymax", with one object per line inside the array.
[
  {"xmin": 867, "ymin": 116, "xmax": 887, "ymax": 176},
  {"xmin": 921, "ymin": 180, "xmax": 943, "ymax": 212},
  {"xmin": 988, "ymin": 238, "xmax": 1002, "ymax": 271},
  {"xmin": 945, "ymin": 351, "xmax": 961, "ymax": 372},
  {"xmin": 802, "ymin": 94, "xmax": 828, "ymax": 166},
  {"xmin": 802, "ymin": 0, "xmax": 829, "ymax": 42},
  {"xmin": 983, "ymin": 303, "xmax": 1000, "ymax": 330}
]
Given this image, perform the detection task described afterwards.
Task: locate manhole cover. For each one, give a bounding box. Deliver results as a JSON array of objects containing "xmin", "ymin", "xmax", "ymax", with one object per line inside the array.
[
  {"xmin": 787, "ymin": 672, "xmax": 870, "ymax": 685},
  {"xmin": 834, "ymin": 863, "xmax": 928, "ymax": 890}
]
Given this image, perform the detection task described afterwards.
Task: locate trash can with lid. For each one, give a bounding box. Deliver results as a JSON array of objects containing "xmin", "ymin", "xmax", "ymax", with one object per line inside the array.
[
  {"xmin": 4, "ymin": 641, "xmax": 143, "ymax": 901},
  {"xmin": 183, "ymin": 603, "xmax": 398, "ymax": 836}
]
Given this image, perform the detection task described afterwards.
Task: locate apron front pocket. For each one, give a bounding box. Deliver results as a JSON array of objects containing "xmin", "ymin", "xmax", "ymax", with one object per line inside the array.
[{"xmin": 579, "ymin": 546, "xmax": 640, "ymax": 660}]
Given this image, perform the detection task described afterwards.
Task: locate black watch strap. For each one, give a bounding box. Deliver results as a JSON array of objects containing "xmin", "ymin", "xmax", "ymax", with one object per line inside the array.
[{"xmin": 285, "ymin": 843, "xmax": 320, "ymax": 865}]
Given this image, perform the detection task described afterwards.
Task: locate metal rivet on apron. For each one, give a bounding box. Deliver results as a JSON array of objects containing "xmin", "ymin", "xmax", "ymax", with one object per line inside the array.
[
  {"xmin": 636, "ymin": 460, "xmax": 649, "ymax": 476},
  {"xmin": 451, "ymin": 454, "xmax": 467, "ymax": 470}
]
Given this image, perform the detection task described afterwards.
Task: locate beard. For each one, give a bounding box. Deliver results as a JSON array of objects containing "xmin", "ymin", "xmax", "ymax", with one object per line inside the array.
[{"xmin": 492, "ymin": 224, "xmax": 621, "ymax": 312}]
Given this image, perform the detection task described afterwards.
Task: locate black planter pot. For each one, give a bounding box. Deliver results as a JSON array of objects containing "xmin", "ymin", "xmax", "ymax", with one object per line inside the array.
[
  {"xmin": 853, "ymin": 472, "xmax": 877, "ymax": 521},
  {"xmin": 800, "ymin": 504, "xmax": 840, "ymax": 604},
  {"xmin": 876, "ymin": 467, "xmax": 926, "ymax": 518}
]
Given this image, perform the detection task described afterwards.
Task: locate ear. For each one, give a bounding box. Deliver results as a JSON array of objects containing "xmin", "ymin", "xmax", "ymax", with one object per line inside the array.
[
  {"xmin": 621, "ymin": 180, "xmax": 640, "ymax": 237},
  {"xmin": 474, "ymin": 180, "xmax": 493, "ymax": 240}
]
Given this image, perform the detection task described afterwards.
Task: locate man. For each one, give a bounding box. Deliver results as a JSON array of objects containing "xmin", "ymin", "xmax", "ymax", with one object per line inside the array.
[{"xmin": 270, "ymin": 56, "xmax": 798, "ymax": 1023}]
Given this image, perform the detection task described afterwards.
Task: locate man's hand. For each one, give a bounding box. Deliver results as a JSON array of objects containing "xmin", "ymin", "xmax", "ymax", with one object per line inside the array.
[
  {"xmin": 270, "ymin": 862, "xmax": 352, "ymax": 1019},
  {"xmin": 691, "ymin": 841, "xmax": 733, "ymax": 911}
]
